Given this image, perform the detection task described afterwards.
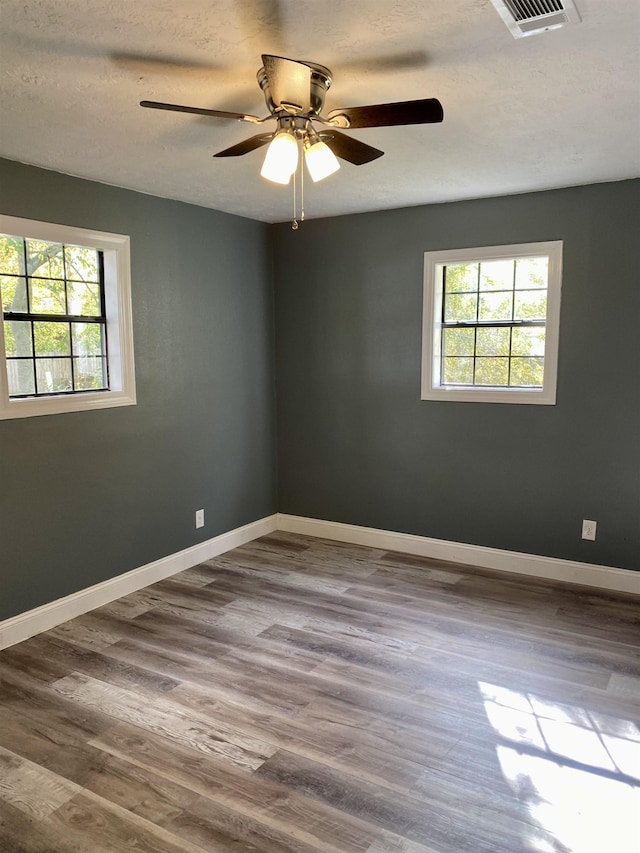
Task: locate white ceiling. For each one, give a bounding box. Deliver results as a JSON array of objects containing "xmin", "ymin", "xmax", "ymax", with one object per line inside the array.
[{"xmin": 0, "ymin": 0, "xmax": 638, "ymax": 223}]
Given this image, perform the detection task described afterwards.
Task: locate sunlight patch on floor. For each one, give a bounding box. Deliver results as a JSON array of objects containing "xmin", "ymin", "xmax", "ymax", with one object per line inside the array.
[{"xmin": 479, "ymin": 681, "xmax": 640, "ymax": 853}]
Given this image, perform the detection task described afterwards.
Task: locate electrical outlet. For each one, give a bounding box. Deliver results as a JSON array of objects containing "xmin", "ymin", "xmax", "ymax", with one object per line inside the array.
[
  {"xmin": 581, "ymin": 519, "xmax": 597, "ymax": 541},
  {"xmin": 195, "ymin": 509, "xmax": 205, "ymax": 529}
]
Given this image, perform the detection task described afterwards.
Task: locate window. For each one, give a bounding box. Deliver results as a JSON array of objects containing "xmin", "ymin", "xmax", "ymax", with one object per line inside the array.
[
  {"xmin": 0, "ymin": 215, "xmax": 135, "ymax": 419},
  {"xmin": 421, "ymin": 241, "xmax": 562, "ymax": 404}
]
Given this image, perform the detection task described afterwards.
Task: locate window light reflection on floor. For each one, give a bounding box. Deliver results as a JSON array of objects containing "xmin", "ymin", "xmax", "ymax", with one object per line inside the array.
[{"xmin": 478, "ymin": 682, "xmax": 640, "ymax": 853}]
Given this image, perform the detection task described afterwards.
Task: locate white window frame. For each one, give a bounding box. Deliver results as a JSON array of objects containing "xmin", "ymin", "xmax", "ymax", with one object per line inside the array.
[
  {"xmin": 421, "ymin": 240, "xmax": 562, "ymax": 405},
  {"xmin": 0, "ymin": 214, "xmax": 136, "ymax": 420}
]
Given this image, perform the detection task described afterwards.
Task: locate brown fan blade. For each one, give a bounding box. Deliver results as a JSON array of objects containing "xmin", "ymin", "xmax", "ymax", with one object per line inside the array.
[
  {"xmin": 327, "ymin": 98, "xmax": 443, "ymax": 129},
  {"xmin": 140, "ymin": 100, "xmax": 261, "ymax": 123},
  {"xmin": 213, "ymin": 133, "xmax": 274, "ymax": 157},
  {"xmin": 319, "ymin": 130, "xmax": 384, "ymax": 166},
  {"xmin": 261, "ymin": 54, "xmax": 311, "ymax": 112}
]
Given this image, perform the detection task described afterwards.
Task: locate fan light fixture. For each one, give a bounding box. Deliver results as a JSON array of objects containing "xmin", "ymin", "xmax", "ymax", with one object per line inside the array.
[
  {"xmin": 261, "ymin": 127, "xmax": 340, "ymax": 185},
  {"xmin": 260, "ymin": 130, "xmax": 299, "ymax": 184},
  {"xmin": 304, "ymin": 134, "xmax": 340, "ymax": 182}
]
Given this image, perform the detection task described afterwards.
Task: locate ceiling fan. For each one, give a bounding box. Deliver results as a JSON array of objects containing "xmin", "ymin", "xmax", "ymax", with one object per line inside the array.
[{"xmin": 141, "ymin": 54, "xmax": 444, "ymax": 187}]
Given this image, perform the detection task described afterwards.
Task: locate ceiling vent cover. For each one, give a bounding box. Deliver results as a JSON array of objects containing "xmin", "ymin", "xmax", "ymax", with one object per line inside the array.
[{"xmin": 490, "ymin": 0, "xmax": 581, "ymax": 38}]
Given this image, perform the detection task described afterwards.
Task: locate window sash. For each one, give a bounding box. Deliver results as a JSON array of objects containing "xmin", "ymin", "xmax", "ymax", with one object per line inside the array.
[
  {"xmin": 439, "ymin": 318, "xmax": 547, "ymax": 388},
  {"xmin": 2, "ymin": 244, "xmax": 109, "ymax": 399}
]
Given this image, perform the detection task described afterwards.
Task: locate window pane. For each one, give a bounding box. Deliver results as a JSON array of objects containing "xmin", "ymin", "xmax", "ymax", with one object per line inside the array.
[
  {"xmin": 479, "ymin": 292, "xmax": 513, "ymax": 321},
  {"xmin": 64, "ymin": 246, "xmax": 99, "ymax": 283},
  {"xmin": 34, "ymin": 322, "xmax": 71, "ymax": 356},
  {"xmin": 7, "ymin": 359, "xmax": 35, "ymax": 396},
  {"xmin": 0, "ymin": 235, "xmax": 26, "ymax": 276},
  {"xmin": 444, "ymin": 292, "xmax": 477, "ymax": 322},
  {"xmin": 479, "ymin": 260, "xmax": 514, "ymax": 291},
  {"xmin": 475, "ymin": 357, "xmax": 509, "ymax": 386},
  {"xmin": 30, "ymin": 278, "xmax": 66, "ymax": 314},
  {"xmin": 510, "ymin": 357, "xmax": 544, "ymax": 387},
  {"xmin": 74, "ymin": 356, "xmax": 107, "ymax": 390},
  {"xmin": 512, "ymin": 326, "xmax": 546, "ymax": 357},
  {"xmin": 476, "ymin": 326, "xmax": 510, "ymax": 356},
  {"xmin": 35, "ymin": 358, "xmax": 72, "ymax": 394},
  {"xmin": 515, "ymin": 257, "xmax": 548, "ymax": 290},
  {"xmin": 26, "ymin": 240, "xmax": 65, "ymax": 279},
  {"xmin": 514, "ymin": 290, "xmax": 547, "ymax": 321},
  {"xmin": 443, "ymin": 327, "xmax": 475, "ymax": 356},
  {"xmin": 72, "ymin": 322, "xmax": 104, "ymax": 356},
  {"xmin": 444, "ymin": 263, "xmax": 478, "ymax": 293},
  {"xmin": 443, "ymin": 357, "xmax": 474, "ymax": 385},
  {"xmin": 68, "ymin": 281, "xmax": 101, "ymax": 316},
  {"xmin": 4, "ymin": 320, "xmax": 33, "ymax": 356},
  {"xmin": 1, "ymin": 275, "xmax": 28, "ymax": 312}
]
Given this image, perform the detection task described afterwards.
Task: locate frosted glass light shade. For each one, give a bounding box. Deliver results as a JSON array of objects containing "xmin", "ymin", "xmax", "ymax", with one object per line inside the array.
[
  {"xmin": 260, "ymin": 132, "xmax": 299, "ymax": 184},
  {"xmin": 304, "ymin": 139, "xmax": 340, "ymax": 182}
]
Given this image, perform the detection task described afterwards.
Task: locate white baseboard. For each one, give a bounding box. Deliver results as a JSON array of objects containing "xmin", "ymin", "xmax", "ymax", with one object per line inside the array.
[
  {"xmin": 277, "ymin": 514, "xmax": 640, "ymax": 595},
  {"xmin": 0, "ymin": 514, "xmax": 277, "ymax": 651},
  {"xmin": 2, "ymin": 511, "xmax": 637, "ymax": 651}
]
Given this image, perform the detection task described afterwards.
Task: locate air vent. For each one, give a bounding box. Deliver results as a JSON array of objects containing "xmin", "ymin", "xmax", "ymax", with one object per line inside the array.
[{"xmin": 490, "ymin": 0, "xmax": 581, "ymax": 38}]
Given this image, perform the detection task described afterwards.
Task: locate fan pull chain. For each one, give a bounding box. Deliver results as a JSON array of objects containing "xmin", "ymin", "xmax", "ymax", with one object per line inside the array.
[
  {"xmin": 291, "ymin": 138, "xmax": 304, "ymax": 230},
  {"xmin": 291, "ymin": 164, "xmax": 298, "ymax": 230},
  {"xmin": 300, "ymin": 152, "xmax": 305, "ymax": 223}
]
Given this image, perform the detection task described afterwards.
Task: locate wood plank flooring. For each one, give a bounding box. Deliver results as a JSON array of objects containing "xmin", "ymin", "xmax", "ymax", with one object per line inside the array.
[{"xmin": 0, "ymin": 532, "xmax": 639, "ymax": 852}]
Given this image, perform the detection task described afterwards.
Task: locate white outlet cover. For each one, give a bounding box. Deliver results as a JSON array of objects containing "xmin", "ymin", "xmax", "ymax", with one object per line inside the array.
[
  {"xmin": 581, "ymin": 519, "xmax": 597, "ymax": 541},
  {"xmin": 195, "ymin": 509, "xmax": 205, "ymax": 529}
]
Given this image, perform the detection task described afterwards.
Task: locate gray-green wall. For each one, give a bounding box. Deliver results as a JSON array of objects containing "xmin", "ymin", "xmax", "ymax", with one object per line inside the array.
[
  {"xmin": 273, "ymin": 180, "xmax": 640, "ymax": 571},
  {"xmin": 0, "ymin": 158, "xmax": 277, "ymax": 621},
  {"xmin": 1, "ymin": 165, "xmax": 638, "ymax": 625}
]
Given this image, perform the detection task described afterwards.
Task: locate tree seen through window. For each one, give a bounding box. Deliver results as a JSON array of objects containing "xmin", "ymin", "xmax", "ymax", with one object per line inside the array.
[
  {"xmin": 1, "ymin": 235, "xmax": 108, "ymax": 397},
  {"xmin": 441, "ymin": 257, "xmax": 548, "ymax": 388}
]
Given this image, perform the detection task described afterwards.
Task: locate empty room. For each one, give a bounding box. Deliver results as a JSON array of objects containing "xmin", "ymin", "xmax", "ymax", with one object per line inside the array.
[{"xmin": 0, "ymin": 1, "xmax": 639, "ymax": 851}]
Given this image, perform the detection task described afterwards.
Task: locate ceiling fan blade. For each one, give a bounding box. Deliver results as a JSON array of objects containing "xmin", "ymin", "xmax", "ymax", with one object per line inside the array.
[
  {"xmin": 213, "ymin": 133, "xmax": 274, "ymax": 157},
  {"xmin": 140, "ymin": 100, "xmax": 261, "ymax": 123},
  {"xmin": 319, "ymin": 130, "xmax": 384, "ymax": 166},
  {"xmin": 327, "ymin": 98, "xmax": 444, "ymax": 129},
  {"xmin": 261, "ymin": 54, "xmax": 311, "ymax": 112}
]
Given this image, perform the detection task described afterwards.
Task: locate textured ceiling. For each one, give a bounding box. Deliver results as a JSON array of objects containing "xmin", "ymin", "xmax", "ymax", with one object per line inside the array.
[{"xmin": 0, "ymin": 0, "xmax": 638, "ymax": 223}]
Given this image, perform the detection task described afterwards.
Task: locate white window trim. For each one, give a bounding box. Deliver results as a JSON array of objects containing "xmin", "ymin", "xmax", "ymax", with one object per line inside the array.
[
  {"xmin": 0, "ymin": 214, "xmax": 136, "ymax": 420},
  {"xmin": 421, "ymin": 240, "xmax": 562, "ymax": 405}
]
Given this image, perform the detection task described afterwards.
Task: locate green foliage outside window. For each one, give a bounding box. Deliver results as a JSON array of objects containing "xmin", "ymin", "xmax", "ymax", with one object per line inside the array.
[
  {"xmin": 441, "ymin": 257, "xmax": 548, "ymax": 388},
  {"xmin": 0, "ymin": 235, "xmax": 107, "ymax": 396}
]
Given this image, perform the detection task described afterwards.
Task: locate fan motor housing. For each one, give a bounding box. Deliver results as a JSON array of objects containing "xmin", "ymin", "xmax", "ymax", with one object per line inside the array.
[{"xmin": 257, "ymin": 60, "xmax": 332, "ymax": 115}]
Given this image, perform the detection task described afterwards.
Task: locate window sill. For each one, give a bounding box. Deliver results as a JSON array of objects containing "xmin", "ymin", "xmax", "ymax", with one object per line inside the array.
[
  {"xmin": 0, "ymin": 389, "xmax": 136, "ymax": 420},
  {"xmin": 421, "ymin": 385, "xmax": 556, "ymax": 405}
]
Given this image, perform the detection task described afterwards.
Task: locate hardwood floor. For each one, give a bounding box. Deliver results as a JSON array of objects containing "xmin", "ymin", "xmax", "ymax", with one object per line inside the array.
[{"xmin": 0, "ymin": 532, "xmax": 638, "ymax": 852}]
